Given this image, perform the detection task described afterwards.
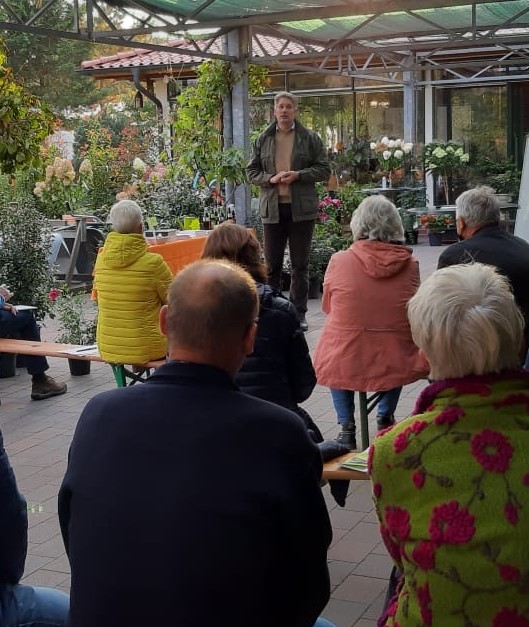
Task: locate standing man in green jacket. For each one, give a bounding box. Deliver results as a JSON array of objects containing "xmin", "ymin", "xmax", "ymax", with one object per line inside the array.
[{"xmin": 247, "ymin": 92, "xmax": 330, "ymax": 331}]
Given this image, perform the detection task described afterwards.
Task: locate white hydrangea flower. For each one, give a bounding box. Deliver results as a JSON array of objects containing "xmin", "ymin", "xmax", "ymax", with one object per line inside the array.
[
  {"xmin": 382, "ymin": 150, "xmax": 391, "ymax": 160},
  {"xmin": 133, "ymin": 158, "xmax": 147, "ymax": 172},
  {"xmin": 388, "ymin": 140, "xmax": 396, "ymax": 148},
  {"xmin": 403, "ymin": 143, "xmax": 413, "ymax": 153},
  {"xmin": 370, "ymin": 142, "xmax": 377, "ymax": 150},
  {"xmin": 381, "ymin": 136, "xmax": 389, "ymax": 145},
  {"xmin": 394, "ymin": 149, "xmax": 403, "ymax": 159},
  {"xmin": 394, "ymin": 139, "xmax": 402, "ymax": 147}
]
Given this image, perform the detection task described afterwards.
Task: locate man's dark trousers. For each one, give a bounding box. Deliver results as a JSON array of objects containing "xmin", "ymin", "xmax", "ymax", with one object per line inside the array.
[{"xmin": 263, "ymin": 203, "xmax": 314, "ymax": 318}]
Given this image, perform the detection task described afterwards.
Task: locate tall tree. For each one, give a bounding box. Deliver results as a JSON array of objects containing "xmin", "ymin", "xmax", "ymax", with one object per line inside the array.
[
  {"xmin": 1, "ymin": 0, "xmax": 103, "ymax": 110},
  {"xmin": 0, "ymin": 40, "xmax": 53, "ymax": 173}
]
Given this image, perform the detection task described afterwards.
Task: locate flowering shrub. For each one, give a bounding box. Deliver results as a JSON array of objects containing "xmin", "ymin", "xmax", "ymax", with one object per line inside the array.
[
  {"xmin": 34, "ymin": 157, "xmax": 93, "ymax": 218},
  {"xmin": 370, "ymin": 137, "xmax": 413, "ymax": 173},
  {"xmin": 117, "ymin": 161, "xmax": 211, "ymax": 228},
  {"xmin": 318, "ymin": 195, "xmax": 342, "ymax": 222},
  {"xmin": 423, "ymin": 141, "xmax": 470, "ymax": 175},
  {"xmin": 49, "ymin": 287, "xmax": 97, "ymax": 345},
  {"xmin": 419, "ymin": 213, "xmax": 456, "ymax": 232}
]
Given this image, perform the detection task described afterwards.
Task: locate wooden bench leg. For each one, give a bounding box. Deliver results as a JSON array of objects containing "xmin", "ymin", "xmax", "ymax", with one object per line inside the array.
[
  {"xmin": 358, "ymin": 391, "xmax": 384, "ymax": 450},
  {"xmin": 110, "ymin": 364, "xmax": 154, "ymax": 388}
]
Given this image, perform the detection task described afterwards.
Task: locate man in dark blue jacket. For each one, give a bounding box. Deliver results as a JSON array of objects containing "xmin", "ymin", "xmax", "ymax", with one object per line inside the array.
[
  {"xmin": 59, "ymin": 260, "xmax": 333, "ymax": 627},
  {"xmin": 438, "ymin": 185, "xmax": 529, "ymax": 353},
  {"xmin": 0, "ymin": 429, "xmax": 69, "ymax": 626}
]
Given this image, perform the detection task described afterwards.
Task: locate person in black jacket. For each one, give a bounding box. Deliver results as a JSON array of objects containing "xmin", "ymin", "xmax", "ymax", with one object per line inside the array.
[
  {"xmin": 0, "ymin": 428, "xmax": 69, "ymax": 626},
  {"xmin": 202, "ymin": 223, "xmax": 322, "ymax": 440},
  {"xmin": 59, "ymin": 260, "xmax": 334, "ymax": 627},
  {"xmin": 438, "ymin": 186, "xmax": 529, "ymax": 356}
]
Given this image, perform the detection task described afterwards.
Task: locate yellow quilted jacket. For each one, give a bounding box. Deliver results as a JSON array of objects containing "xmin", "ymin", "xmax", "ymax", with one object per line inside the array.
[{"xmin": 94, "ymin": 232, "xmax": 173, "ymax": 364}]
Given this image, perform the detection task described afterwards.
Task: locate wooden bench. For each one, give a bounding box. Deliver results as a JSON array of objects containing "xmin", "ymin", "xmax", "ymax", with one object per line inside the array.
[
  {"xmin": 322, "ymin": 452, "xmax": 369, "ymax": 481},
  {"xmin": 0, "ymin": 339, "xmax": 164, "ymax": 388}
]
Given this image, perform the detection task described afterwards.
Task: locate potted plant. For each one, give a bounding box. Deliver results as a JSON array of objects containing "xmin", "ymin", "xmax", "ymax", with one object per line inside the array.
[
  {"xmin": 423, "ymin": 141, "xmax": 470, "ymax": 205},
  {"xmin": 419, "ymin": 213, "xmax": 457, "ymax": 246},
  {"xmin": 49, "ymin": 286, "xmax": 97, "ymax": 375},
  {"xmin": 370, "ymin": 137, "xmax": 413, "ymax": 187}
]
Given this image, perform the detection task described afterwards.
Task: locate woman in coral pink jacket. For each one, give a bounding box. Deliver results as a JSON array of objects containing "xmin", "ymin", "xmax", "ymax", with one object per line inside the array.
[{"xmin": 313, "ymin": 195, "xmax": 428, "ymax": 449}]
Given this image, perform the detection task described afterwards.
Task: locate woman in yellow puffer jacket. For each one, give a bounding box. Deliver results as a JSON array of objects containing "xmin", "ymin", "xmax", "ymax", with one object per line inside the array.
[{"xmin": 94, "ymin": 200, "xmax": 173, "ymax": 364}]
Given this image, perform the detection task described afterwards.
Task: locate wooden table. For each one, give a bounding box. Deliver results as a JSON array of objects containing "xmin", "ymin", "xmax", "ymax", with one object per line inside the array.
[
  {"xmin": 322, "ymin": 452, "xmax": 369, "ymax": 481},
  {"xmin": 148, "ymin": 236, "xmax": 209, "ymax": 275}
]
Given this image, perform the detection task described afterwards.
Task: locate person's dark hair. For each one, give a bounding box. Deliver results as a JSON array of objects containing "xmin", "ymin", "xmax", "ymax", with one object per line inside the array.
[
  {"xmin": 165, "ymin": 259, "xmax": 259, "ymax": 353},
  {"xmin": 201, "ymin": 223, "xmax": 268, "ymax": 284}
]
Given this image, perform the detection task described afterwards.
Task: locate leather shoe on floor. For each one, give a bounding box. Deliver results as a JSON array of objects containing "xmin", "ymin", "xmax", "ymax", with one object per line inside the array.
[
  {"xmin": 31, "ymin": 375, "xmax": 67, "ymax": 401},
  {"xmin": 299, "ymin": 316, "xmax": 308, "ymax": 332}
]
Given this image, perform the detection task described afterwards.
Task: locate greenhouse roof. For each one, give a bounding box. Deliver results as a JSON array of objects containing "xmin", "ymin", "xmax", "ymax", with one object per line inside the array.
[{"xmin": 2, "ymin": 0, "xmax": 529, "ymax": 83}]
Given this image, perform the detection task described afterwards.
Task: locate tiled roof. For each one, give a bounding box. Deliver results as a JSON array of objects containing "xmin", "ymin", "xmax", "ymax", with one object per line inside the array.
[{"xmin": 81, "ymin": 35, "xmax": 320, "ymax": 71}]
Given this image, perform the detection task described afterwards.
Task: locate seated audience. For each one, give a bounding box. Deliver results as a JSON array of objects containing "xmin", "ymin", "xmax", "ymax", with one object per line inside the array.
[
  {"xmin": 0, "ymin": 285, "xmax": 66, "ymax": 401},
  {"xmin": 0, "ymin": 427, "xmax": 69, "ymax": 625},
  {"xmin": 201, "ymin": 223, "xmax": 321, "ymax": 439},
  {"xmin": 370, "ymin": 262, "xmax": 529, "ymax": 626},
  {"xmin": 313, "ymin": 195, "xmax": 428, "ymax": 449},
  {"xmin": 93, "ymin": 200, "xmax": 172, "ymax": 364},
  {"xmin": 59, "ymin": 260, "xmax": 334, "ymax": 627}
]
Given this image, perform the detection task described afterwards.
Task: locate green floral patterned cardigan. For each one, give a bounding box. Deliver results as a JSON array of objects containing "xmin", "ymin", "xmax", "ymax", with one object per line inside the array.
[{"xmin": 369, "ymin": 371, "xmax": 529, "ymax": 627}]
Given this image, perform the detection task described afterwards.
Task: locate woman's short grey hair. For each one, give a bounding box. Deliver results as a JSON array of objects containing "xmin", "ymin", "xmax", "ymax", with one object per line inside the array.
[
  {"xmin": 109, "ymin": 200, "xmax": 143, "ymax": 234},
  {"xmin": 350, "ymin": 195, "xmax": 404, "ymax": 242},
  {"xmin": 274, "ymin": 91, "xmax": 298, "ymax": 108},
  {"xmin": 408, "ymin": 263, "xmax": 524, "ymax": 380},
  {"xmin": 455, "ymin": 185, "xmax": 500, "ymax": 229}
]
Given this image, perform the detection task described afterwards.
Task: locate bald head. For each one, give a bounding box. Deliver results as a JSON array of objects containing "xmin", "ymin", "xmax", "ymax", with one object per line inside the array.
[{"xmin": 160, "ymin": 260, "xmax": 259, "ymax": 375}]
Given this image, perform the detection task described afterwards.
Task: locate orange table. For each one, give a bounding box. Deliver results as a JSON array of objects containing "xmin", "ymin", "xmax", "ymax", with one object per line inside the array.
[{"xmin": 148, "ymin": 236, "xmax": 208, "ymax": 275}]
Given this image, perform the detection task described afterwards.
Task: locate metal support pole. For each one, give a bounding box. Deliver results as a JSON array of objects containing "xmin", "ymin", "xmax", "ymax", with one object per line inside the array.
[{"xmin": 227, "ymin": 27, "xmax": 251, "ymax": 224}]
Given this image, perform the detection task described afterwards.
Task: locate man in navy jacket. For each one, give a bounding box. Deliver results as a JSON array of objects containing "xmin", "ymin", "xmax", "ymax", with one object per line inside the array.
[
  {"xmin": 0, "ymin": 429, "xmax": 69, "ymax": 626},
  {"xmin": 438, "ymin": 185, "xmax": 529, "ymax": 353},
  {"xmin": 59, "ymin": 260, "xmax": 333, "ymax": 627}
]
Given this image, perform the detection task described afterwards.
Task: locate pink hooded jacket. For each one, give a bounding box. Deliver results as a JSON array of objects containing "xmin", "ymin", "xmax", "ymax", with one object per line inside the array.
[{"xmin": 314, "ymin": 239, "xmax": 428, "ymax": 391}]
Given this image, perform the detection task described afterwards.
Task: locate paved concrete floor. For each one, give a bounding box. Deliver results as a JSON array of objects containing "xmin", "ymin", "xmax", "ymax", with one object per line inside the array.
[{"xmin": 0, "ymin": 235, "xmax": 443, "ymax": 626}]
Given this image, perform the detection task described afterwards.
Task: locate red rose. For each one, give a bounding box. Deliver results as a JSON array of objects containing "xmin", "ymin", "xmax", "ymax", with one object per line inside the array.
[
  {"xmin": 412, "ymin": 471, "xmax": 425, "ymax": 489},
  {"xmin": 412, "ymin": 541, "xmax": 436, "ymax": 570},
  {"xmin": 49, "ymin": 288, "xmax": 60, "ymax": 302},
  {"xmin": 434, "ymin": 406, "xmax": 465, "ymax": 425},
  {"xmin": 380, "ymin": 524, "xmax": 401, "ymax": 562},
  {"xmin": 493, "ymin": 608, "xmax": 529, "ymax": 627},
  {"xmin": 393, "ymin": 432, "xmax": 409, "ymax": 453},
  {"xmin": 428, "ymin": 500, "xmax": 475, "ymax": 544},
  {"xmin": 470, "ymin": 429, "xmax": 513, "ymax": 473},
  {"xmin": 504, "ymin": 502, "xmax": 519, "ymax": 525},
  {"xmin": 385, "ymin": 506, "xmax": 411, "ymax": 542},
  {"xmin": 411, "ymin": 420, "xmax": 428, "ymax": 434},
  {"xmin": 498, "ymin": 564, "xmax": 520, "ymax": 582},
  {"xmin": 393, "ymin": 421, "xmax": 428, "ymax": 454}
]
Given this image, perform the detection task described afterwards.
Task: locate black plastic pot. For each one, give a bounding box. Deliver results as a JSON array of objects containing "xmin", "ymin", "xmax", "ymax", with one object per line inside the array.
[{"xmin": 68, "ymin": 358, "xmax": 91, "ymax": 376}]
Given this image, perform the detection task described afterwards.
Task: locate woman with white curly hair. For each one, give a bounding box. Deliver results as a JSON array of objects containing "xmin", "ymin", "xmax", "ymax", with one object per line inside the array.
[{"xmin": 370, "ymin": 262, "xmax": 529, "ymax": 626}]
